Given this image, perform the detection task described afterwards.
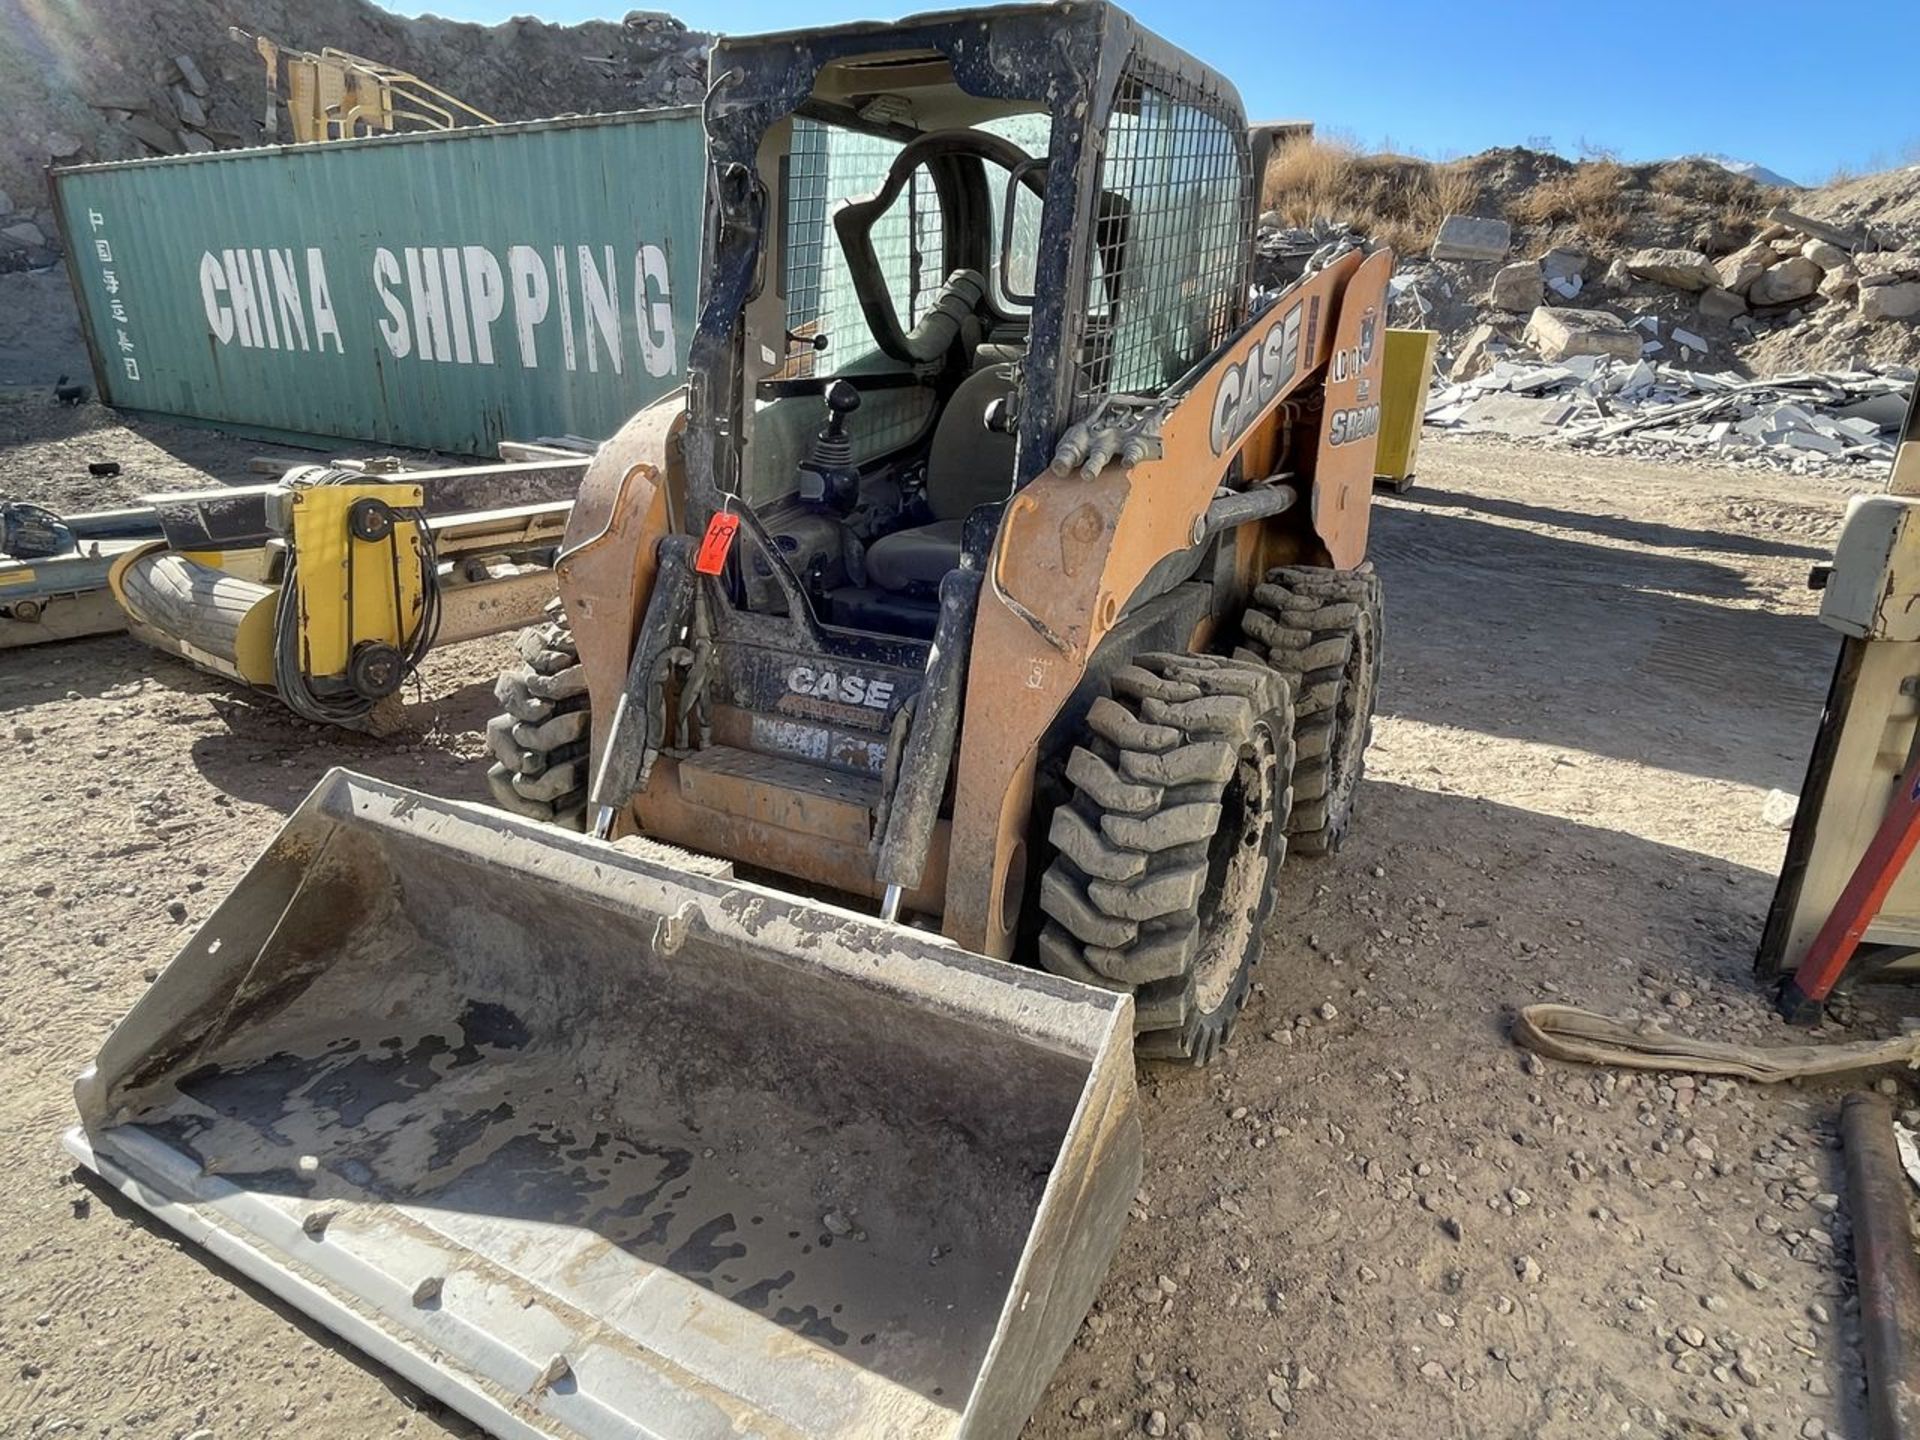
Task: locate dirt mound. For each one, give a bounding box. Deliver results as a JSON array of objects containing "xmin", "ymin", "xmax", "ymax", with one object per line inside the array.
[
  {"xmin": 0, "ymin": 0, "xmax": 709, "ymax": 271},
  {"xmin": 1264, "ymin": 144, "xmax": 1781, "ymax": 270},
  {"xmin": 1799, "ymin": 164, "xmax": 1920, "ymax": 240},
  {"xmin": 1263, "ymin": 140, "xmax": 1920, "ymax": 379}
]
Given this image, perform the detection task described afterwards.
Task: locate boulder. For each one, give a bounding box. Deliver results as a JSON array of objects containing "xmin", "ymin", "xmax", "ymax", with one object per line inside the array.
[
  {"xmin": 1430, "ymin": 214, "xmax": 1511, "ymax": 263},
  {"xmin": 1802, "ymin": 239, "xmax": 1850, "ymax": 273},
  {"xmin": 1626, "ymin": 247, "xmax": 1719, "ymax": 291},
  {"xmin": 1600, "ymin": 257, "xmax": 1633, "ymax": 292},
  {"xmin": 86, "ymin": 89, "xmax": 149, "ymax": 112},
  {"xmin": 171, "ymin": 85, "xmax": 208, "ymax": 130},
  {"xmin": 1860, "ymin": 282, "xmax": 1920, "ymax": 322},
  {"xmin": 1, "ymin": 221, "xmax": 48, "ymax": 249},
  {"xmin": 124, "ymin": 113, "xmax": 181, "ymax": 154},
  {"xmin": 1716, "ymin": 243, "xmax": 1774, "ymax": 294},
  {"xmin": 1487, "ymin": 261, "xmax": 1543, "ymax": 312},
  {"xmin": 1698, "ymin": 286, "xmax": 1748, "ymax": 321},
  {"xmin": 1522, "ymin": 305, "xmax": 1641, "ymax": 364},
  {"xmin": 175, "ymin": 53, "xmax": 209, "ymax": 98},
  {"xmin": 45, "ymin": 130, "xmax": 84, "ymax": 159},
  {"xmin": 1541, "ymin": 247, "xmax": 1587, "ymax": 283},
  {"xmin": 1450, "ymin": 321, "xmax": 1505, "ymax": 381},
  {"xmin": 1748, "ymin": 255, "xmax": 1822, "ymax": 306},
  {"xmin": 178, "ymin": 130, "xmax": 216, "ymax": 154},
  {"xmin": 1818, "ymin": 266, "xmax": 1859, "ymax": 303}
]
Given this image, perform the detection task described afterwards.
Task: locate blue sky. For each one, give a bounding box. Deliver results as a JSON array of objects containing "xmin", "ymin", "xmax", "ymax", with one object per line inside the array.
[{"xmin": 404, "ymin": 0, "xmax": 1916, "ymax": 186}]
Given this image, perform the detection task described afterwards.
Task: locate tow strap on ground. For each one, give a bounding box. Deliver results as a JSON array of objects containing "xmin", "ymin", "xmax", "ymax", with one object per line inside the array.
[{"xmin": 1513, "ymin": 1003, "xmax": 1920, "ymax": 1082}]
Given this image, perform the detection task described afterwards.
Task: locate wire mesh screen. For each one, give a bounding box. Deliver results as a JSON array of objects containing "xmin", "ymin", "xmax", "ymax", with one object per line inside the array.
[
  {"xmin": 1074, "ymin": 60, "xmax": 1250, "ymax": 414},
  {"xmin": 907, "ymin": 168, "xmax": 944, "ymax": 325},
  {"xmin": 782, "ymin": 120, "xmax": 831, "ymax": 337},
  {"xmin": 780, "ymin": 118, "xmax": 945, "ymax": 378}
]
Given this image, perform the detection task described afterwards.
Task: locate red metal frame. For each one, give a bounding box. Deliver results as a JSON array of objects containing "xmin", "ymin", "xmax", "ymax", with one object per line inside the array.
[{"xmin": 1781, "ymin": 749, "xmax": 1920, "ymax": 1020}]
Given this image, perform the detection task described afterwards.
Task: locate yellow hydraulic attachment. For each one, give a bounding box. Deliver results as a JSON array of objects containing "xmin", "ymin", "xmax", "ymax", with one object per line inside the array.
[
  {"xmin": 233, "ymin": 28, "xmax": 497, "ymax": 144},
  {"xmin": 285, "ymin": 480, "xmax": 430, "ymax": 709},
  {"xmin": 110, "ymin": 470, "xmax": 566, "ymax": 728}
]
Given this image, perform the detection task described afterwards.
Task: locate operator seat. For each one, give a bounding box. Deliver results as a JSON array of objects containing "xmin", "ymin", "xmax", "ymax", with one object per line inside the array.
[
  {"xmin": 865, "ymin": 361, "xmax": 1019, "ymax": 593},
  {"xmin": 867, "ymin": 362, "xmax": 1021, "ymax": 595}
]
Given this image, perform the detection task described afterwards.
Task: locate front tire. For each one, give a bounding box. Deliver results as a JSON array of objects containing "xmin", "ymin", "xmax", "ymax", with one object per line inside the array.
[
  {"xmin": 1238, "ymin": 564, "xmax": 1382, "ymax": 856},
  {"xmin": 484, "ymin": 600, "xmax": 591, "ymax": 828},
  {"xmin": 1034, "ymin": 652, "xmax": 1294, "ymax": 1065}
]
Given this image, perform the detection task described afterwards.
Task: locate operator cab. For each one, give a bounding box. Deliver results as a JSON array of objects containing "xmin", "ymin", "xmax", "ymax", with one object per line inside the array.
[
  {"xmin": 735, "ymin": 97, "xmax": 1047, "ymax": 640},
  {"xmin": 692, "ymin": 8, "xmax": 1253, "ymax": 647}
]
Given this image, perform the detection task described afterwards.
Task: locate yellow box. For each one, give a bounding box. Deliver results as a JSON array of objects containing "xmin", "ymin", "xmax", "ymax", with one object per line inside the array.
[{"xmin": 1376, "ymin": 328, "xmax": 1437, "ymax": 491}]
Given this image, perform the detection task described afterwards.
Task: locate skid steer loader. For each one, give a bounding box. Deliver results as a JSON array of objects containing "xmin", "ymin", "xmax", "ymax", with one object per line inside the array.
[{"xmin": 68, "ymin": 7, "xmax": 1397, "ymax": 1438}]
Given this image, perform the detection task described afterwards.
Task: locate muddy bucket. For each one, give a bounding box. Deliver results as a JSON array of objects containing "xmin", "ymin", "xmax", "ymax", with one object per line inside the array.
[{"xmin": 66, "ymin": 771, "xmax": 1140, "ymax": 1440}]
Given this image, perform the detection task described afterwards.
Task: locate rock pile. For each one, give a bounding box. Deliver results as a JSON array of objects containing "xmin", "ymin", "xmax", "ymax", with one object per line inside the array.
[
  {"xmin": 1402, "ymin": 204, "xmax": 1920, "ymax": 351},
  {"xmin": 1392, "ymin": 198, "xmax": 1920, "ymax": 465},
  {"xmin": 1, "ymin": 3, "xmax": 712, "ymax": 274},
  {"xmin": 1368, "ymin": 148, "xmax": 1920, "ymax": 382}
]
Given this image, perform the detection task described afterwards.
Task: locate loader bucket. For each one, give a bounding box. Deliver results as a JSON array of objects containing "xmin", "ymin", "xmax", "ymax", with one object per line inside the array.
[{"xmin": 66, "ymin": 771, "xmax": 1141, "ymax": 1440}]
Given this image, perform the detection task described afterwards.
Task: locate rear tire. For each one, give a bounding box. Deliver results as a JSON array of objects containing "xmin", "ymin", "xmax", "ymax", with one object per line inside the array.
[
  {"xmin": 1237, "ymin": 564, "xmax": 1382, "ymax": 856},
  {"xmin": 1034, "ymin": 652, "xmax": 1294, "ymax": 1066},
  {"xmin": 484, "ymin": 600, "xmax": 590, "ymax": 828}
]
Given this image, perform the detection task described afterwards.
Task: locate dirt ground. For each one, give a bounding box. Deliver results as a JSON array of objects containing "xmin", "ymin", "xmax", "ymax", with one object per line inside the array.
[{"xmin": 0, "ymin": 398, "xmax": 1909, "ymax": 1440}]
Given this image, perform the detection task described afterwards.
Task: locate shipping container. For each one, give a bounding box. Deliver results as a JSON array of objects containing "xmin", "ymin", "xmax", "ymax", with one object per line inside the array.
[{"xmin": 51, "ymin": 109, "xmax": 705, "ymax": 456}]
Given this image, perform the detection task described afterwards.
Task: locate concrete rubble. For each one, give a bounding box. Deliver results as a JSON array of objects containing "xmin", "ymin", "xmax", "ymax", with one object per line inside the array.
[
  {"xmin": 1377, "ymin": 179, "xmax": 1920, "ymax": 470},
  {"xmin": 1431, "ymin": 214, "xmax": 1511, "ymax": 263},
  {"xmin": 1541, "ymin": 247, "xmax": 1586, "ymax": 300},
  {"xmin": 1627, "ymin": 248, "xmax": 1719, "ymax": 292},
  {"xmin": 1521, "ymin": 306, "xmax": 1641, "ymax": 364},
  {"xmin": 1427, "ymin": 316, "xmax": 1912, "ymax": 471},
  {"xmin": 1487, "ymin": 260, "xmax": 1543, "ymax": 312}
]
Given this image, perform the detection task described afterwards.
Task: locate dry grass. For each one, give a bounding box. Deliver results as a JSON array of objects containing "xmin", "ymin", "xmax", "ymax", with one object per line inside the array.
[
  {"xmin": 1651, "ymin": 160, "xmax": 1777, "ymax": 232},
  {"xmin": 1507, "ymin": 161, "xmax": 1629, "ymax": 245},
  {"xmin": 1715, "ymin": 188, "xmax": 1773, "ymax": 237},
  {"xmin": 1262, "ymin": 138, "xmax": 1788, "ymax": 260},
  {"xmin": 1259, "ymin": 137, "xmax": 1482, "ymax": 254}
]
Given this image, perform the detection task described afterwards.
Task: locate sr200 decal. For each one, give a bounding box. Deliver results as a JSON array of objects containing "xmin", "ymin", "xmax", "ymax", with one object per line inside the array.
[
  {"xmin": 1209, "ymin": 301, "xmax": 1303, "ymax": 456},
  {"xmin": 1327, "ymin": 404, "xmax": 1380, "ymax": 446}
]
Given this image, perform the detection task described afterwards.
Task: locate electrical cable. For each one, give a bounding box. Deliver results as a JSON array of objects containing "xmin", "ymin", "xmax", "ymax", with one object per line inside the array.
[{"xmin": 270, "ymin": 469, "xmax": 443, "ymax": 725}]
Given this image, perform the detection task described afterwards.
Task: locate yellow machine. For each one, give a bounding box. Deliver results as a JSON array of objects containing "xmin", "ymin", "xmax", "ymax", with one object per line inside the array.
[
  {"xmin": 71, "ymin": 9, "xmax": 1421, "ymax": 1439},
  {"xmin": 109, "ymin": 466, "xmax": 567, "ymax": 726},
  {"xmin": 233, "ymin": 28, "xmax": 496, "ymax": 144}
]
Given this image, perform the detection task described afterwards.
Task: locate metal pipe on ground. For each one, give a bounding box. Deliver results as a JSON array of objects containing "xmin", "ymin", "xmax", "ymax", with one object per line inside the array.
[{"xmin": 1841, "ymin": 1090, "xmax": 1920, "ymax": 1440}]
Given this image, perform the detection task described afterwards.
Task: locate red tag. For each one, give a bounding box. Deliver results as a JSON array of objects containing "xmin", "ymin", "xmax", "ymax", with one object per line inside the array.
[{"xmin": 694, "ymin": 511, "xmax": 740, "ymax": 575}]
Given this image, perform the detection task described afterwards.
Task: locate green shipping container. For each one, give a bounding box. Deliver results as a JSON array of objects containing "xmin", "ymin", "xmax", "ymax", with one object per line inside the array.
[{"xmin": 51, "ymin": 108, "xmax": 705, "ymax": 456}]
